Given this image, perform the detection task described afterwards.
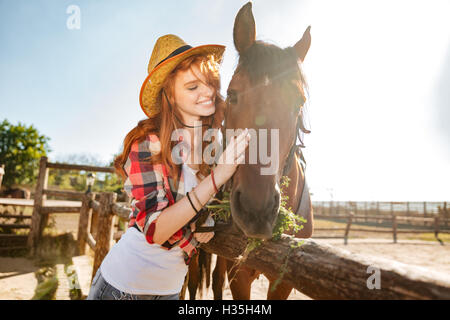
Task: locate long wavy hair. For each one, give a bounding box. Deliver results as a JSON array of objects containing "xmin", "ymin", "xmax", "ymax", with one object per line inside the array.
[{"xmin": 114, "ymin": 54, "xmax": 226, "ymax": 187}]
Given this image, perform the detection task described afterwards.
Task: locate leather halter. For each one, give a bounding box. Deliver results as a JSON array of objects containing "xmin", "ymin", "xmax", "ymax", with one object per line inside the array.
[{"xmin": 282, "ymin": 113, "xmax": 308, "ymax": 217}]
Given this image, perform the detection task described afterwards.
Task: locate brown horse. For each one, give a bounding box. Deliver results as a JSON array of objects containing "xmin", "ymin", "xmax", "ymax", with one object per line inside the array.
[
  {"xmin": 212, "ymin": 2, "xmax": 313, "ymax": 300},
  {"xmin": 184, "ymin": 2, "xmax": 313, "ymax": 300},
  {"xmin": 0, "ymin": 187, "xmax": 31, "ymax": 200}
]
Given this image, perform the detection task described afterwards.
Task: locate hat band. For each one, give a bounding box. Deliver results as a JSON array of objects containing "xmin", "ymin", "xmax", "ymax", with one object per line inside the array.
[{"xmin": 154, "ymin": 45, "xmax": 193, "ymax": 68}]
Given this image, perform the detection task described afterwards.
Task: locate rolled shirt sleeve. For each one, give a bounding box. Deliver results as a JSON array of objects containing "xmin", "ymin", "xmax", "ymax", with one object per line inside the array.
[
  {"xmin": 122, "ymin": 135, "xmax": 201, "ymax": 262},
  {"xmin": 123, "ymin": 137, "xmax": 172, "ymax": 245}
]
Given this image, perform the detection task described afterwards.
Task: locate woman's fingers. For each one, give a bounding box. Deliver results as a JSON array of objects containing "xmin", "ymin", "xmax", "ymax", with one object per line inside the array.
[
  {"xmin": 236, "ymin": 153, "xmax": 245, "ymax": 164},
  {"xmin": 217, "ymin": 129, "xmax": 251, "ymax": 167},
  {"xmin": 233, "ymin": 129, "xmax": 250, "ymax": 148},
  {"xmin": 194, "ymin": 231, "xmax": 214, "ymax": 243},
  {"xmin": 228, "ymin": 130, "xmax": 251, "ymax": 163}
]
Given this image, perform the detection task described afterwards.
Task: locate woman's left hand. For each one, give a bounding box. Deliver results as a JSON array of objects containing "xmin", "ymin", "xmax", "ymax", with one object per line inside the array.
[{"xmin": 190, "ymin": 222, "xmax": 215, "ymax": 243}]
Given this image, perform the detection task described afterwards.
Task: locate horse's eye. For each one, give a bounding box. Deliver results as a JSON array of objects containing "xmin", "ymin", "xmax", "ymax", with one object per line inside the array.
[{"xmin": 227, "ymin": 90, "xmax": 238, "ymax": 105}]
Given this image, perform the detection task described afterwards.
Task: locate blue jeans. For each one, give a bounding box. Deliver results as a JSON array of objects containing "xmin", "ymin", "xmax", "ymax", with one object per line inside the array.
[{"xmin": 86, "ymin": 268, "xmax": 180, "ymax": 300}]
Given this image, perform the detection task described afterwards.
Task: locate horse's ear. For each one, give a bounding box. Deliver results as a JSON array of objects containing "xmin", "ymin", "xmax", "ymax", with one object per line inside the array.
[
  {"xmin": 293, "ymin": 26, "xmax": 311, "ymax": 62},
  {"xmin": 233, "ymin": 2, "xmax": 256, "ymax": 54}
]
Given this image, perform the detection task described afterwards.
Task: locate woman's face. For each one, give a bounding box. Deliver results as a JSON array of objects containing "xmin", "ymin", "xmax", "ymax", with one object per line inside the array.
[{"xmin": 173, "ymin": 63, "xmax": 216, "ymax": 125}]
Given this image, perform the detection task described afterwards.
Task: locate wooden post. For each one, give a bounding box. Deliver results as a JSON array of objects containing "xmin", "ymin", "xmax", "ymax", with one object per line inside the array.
[
  {"xmin": 27, "ymin": 156, "xmax": 49, "ymax": 254},
  {"xmin": 424, "ymin": 202, "xmax": 427, "ymax": 226},
  {"xmin": 406, "ymin": 202, "xmax": 410, "ymax": 224},
  {"xmin": 90, "ymin": 196, "xmax": 99, "ymax": 240},
  {"xmin": 77, "ymin": 192, "xmax": 95, "ymax": 256},
  {"xmin": 392, "ymin": 213, "xmax": 397, "ymax": 244},
  {"xmin": 110, "ymin": 215, "xmax": 118, "ymax": 247},
  {"xmin": 344, "ymin": 212, "xmax": 354, "ymax": 245},
  {"xmin": 434, "ymin": 217, "xmax": 441, "ymax": 244},
  {"xmin": 438, "ymin": 202, "xmax": 448, "ymax": 229},
  {"xmin": 444, "ymin": 202, "xmax": 448, "ymax": 228},
  {"xmin": 0, "ymin": 164, "xmax": 4, "ymax": 189},
  {"xmin": 92, "ymin": 192, "xmax": 116, "ymax": 282},
  {"xmin": 364, "ymin": 202, "xmax": 368, "ymax": 222}
]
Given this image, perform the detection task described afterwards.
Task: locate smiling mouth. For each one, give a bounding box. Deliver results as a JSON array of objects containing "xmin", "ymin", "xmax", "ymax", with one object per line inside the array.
[{"xmin": 197, "ymin": 99, "xmax": 213, "ymax": 106}]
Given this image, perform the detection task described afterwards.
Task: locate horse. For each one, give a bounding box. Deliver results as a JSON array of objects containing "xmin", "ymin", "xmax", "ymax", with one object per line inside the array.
[
  {"xmin": 186, "ymin": 2, "xmax": 313, "ymax": 300},
  {"xmin": 0, "ymin": 187, "xmax": 31, "ymax": 216},
  {"xmin": 0, "ymin": 187, "xmax": 31, "ymax": 200}
]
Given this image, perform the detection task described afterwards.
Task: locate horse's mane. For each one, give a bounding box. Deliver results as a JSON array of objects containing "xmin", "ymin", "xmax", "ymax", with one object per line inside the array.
[{"xmin": 237, "ymin": 40, "xmax": 311, "ymax": 147}]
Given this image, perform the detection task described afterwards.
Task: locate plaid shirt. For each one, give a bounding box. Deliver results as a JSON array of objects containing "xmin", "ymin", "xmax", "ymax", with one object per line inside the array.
[{"xmin": 123, "ymin": 133, "xmax": 213, "ymax": 265}]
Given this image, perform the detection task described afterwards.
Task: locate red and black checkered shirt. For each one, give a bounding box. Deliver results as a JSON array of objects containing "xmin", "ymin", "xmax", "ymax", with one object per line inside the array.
[{"xmin": 123, "ymin": 133, "xmax": 210, "ymax": 265}]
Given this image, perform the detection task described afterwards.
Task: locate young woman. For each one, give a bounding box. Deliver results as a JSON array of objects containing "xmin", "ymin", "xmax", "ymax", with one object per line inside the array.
[{"xmin": 87, "ymin": 34, "xmax": 251, "ymax": 300}]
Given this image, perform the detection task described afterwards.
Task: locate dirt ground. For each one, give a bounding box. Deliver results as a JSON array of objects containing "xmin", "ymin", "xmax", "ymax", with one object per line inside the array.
[
  {"xmin": 0, "ymin": 257, "xmax": 38, "ymax": 300},
  {"xmin": 315, "ymin": 238, "xmax": 450, "ymax": 275},
  {"xmin": 1, "ymin": 214, "xmax": 449, "ymax": 300}
]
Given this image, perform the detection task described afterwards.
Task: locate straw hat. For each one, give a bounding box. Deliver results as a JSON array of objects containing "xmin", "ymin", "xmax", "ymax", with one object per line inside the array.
[{"xmin": 139, "ymin": 34, "xmax": 225, "ymax": 118}]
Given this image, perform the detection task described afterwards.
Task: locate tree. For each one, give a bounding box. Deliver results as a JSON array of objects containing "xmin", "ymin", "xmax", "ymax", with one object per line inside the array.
[{"xmin": 0, "ymin": 119, "xmax": 51, "ymax": 188}]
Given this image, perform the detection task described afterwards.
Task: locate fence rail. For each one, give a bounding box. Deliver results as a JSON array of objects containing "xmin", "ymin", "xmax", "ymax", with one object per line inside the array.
[
  {"xmin": 13, "ymin": 156, "xmax": 116, "ymax": 254},
  {"xmin": 312, "ymin": 200, "xmax": 449, "ymax": 216},
  {"xmin": 73, "ymin": 191, "xmax": 450, "ymax": 299},
  {"xmin": 313, "ymin": 211, "xmax": 450, "ymax": 244}
]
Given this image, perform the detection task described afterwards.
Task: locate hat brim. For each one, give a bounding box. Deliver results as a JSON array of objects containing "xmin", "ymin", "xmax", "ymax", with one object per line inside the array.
[{"xmin": 139, "ymin": 44, "xmax": 225, "ymax": 118}]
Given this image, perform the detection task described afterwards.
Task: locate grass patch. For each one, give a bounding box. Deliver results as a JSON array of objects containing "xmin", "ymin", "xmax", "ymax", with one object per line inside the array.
[{"xmin": 32, "ymin": 266, "xmax": 58, "ymax": 300}]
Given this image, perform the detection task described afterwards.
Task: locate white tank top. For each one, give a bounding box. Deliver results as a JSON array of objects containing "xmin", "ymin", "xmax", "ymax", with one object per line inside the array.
[{"xmin": 100, "ymin": 163, "xmax": 199, "ymax": 295}]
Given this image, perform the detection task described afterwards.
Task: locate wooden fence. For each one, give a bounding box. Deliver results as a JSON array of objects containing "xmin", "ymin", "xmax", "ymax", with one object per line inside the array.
[
  {"xmin": 77, "ymin": 192, "xmax": 131, "ymax": 281},
  {"xmin": 24, "ymin": 156, "xmax": 115, "ymax": 254},
  {"xmin": 74, "ymin": 192, "xmax": 450, "ymax": 299},
  {"xmin": 0, "ymin": 156, "xmax": 128, "ymax": 282},
  {"xmin": 202, "ymin": 223, "xmax": 450, "ymax": 299},
  {"xmin": 313, "ymin": 212, "xmax": 450, "ymax": 244},
  {"xmin": 313, "ymin": 201, "xmax": 449, "ymax": 226},
  {"xmin": 2, "ymin": 157, "xmax": 450, "ymax": 299}
]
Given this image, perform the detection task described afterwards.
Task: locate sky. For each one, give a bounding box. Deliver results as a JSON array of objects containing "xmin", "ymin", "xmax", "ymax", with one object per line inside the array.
[{"xmin": 1, "ymin": 0, "xmax": 449, "ymax": 201}]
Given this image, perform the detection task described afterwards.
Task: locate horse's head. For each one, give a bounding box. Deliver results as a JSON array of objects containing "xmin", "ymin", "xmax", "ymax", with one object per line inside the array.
[{"xmin": 224, "ymin": 2, "xmax": 311, "ymax": 239}]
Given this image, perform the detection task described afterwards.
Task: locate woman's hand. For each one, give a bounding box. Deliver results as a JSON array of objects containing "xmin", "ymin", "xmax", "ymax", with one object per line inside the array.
[
  {"xmin": 190, "ymin": 222, "xmax": 214, "ymax": 243},
  {"xmin": 214, "ymin": 128, "xmax": 251, "ymax": 186}
]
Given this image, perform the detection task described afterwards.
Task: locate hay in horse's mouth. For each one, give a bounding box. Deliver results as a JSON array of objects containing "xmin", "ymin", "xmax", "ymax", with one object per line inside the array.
[{"xmin": 206, "ymin": 176, "xmax": 306, "ymax": 241}]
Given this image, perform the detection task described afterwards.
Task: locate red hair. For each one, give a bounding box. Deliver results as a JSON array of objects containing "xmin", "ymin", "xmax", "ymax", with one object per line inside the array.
[{"xmin": 114, "ymin": 54, "xmax": 226, "ymax": 187}]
